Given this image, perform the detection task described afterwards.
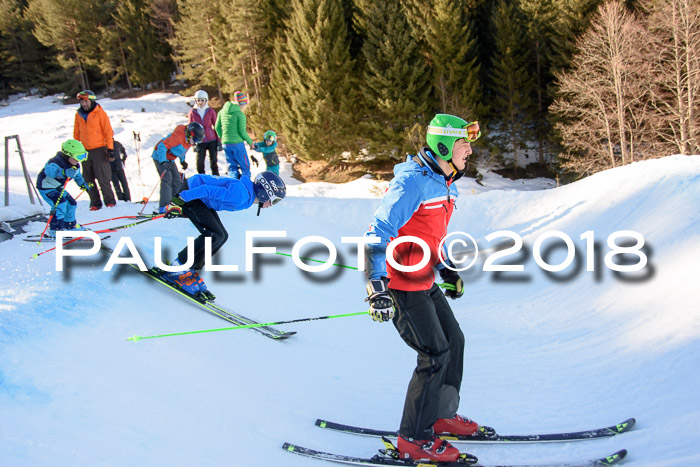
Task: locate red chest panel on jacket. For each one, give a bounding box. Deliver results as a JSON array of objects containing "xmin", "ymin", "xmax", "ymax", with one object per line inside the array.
[{"xmin": 388, "ymin": 195, "xmax": 455, "ymax": 291}]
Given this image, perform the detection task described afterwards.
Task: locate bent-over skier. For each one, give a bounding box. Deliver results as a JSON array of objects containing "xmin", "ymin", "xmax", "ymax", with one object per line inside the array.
[{"xmin": 160, "ymin": 171, "xmax": 286, "ymax": 300}]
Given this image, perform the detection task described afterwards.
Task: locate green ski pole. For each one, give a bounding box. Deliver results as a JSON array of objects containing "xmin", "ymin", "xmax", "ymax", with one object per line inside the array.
[{"xmin": 127, "ymin": 310, "xmax": 369, "ymax": 342}]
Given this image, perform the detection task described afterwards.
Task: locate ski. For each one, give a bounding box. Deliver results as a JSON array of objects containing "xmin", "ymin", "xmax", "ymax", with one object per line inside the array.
[
  {"xmin": 314, "ymin": 418, "xmax": 635, "ymax": 444},
  {"xmin": 24, "ymin": 234, "xmax": 111, "ymax": 243},
  {"xmin": 282, "ymin": 442, "xmax": 628, "ymax": 467},
  {"xmin": 101, "ymin": 246, "xmax": 296, "ymax": 340},
  {"xmin": 204, "ymin": 300, "xmax": 295, "ymax": 338}
]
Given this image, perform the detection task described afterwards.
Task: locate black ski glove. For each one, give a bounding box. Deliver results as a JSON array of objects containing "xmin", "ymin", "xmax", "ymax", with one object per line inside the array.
[
  {"xmin": 180, "ymin": 160, "xmax": 188, "ymax": 170},
  {"xmin": 250, "ymin": 155, "xmax": 259, "ymax": 167},
  {"xmin": 366, "ymin": 277, "xmax": 395, "ymax": 322},
  {"xmin": 217, "ymin": 141, "xmax": 223, "ymax": 152},
  {"xmin": 439, "ymin": 266, "xmax": 464, "ymax": 300}
]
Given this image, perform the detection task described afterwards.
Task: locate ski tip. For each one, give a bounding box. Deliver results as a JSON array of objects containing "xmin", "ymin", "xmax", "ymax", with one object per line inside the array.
[
  {"xmin": 282, "ymin": 442, "xmax": 296, "ymax": 452},
  {"xmin": 126, "ymin": 334, "xmax": 142, "ymax": 342},
  {"xmin": 315, "ymin": 419, "xmax": 327, "ymax": 428},
  {"xmin": 600, "ymin": 448, "xmax": 627, "ymax": 465},
  {"xmin": 616, "ymin": 418, "xmax": 636, "ymax": 434},
  {"xmin": 271, "ymin": 331, "xmax": 297, "ymax": 340}
]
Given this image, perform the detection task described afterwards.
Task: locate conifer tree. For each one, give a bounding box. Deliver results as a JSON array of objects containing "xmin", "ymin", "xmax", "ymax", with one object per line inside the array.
[
  {"xmin": 218, "ymin": 0, "xmax": 267, "ymax": 110},
  {"xmin": 549, "ymin": 0, "xmax": 604, "ymax": 75},
  {"xmin": 270, "ymin": 0, "xmax": 357, "ymax": 160},
  {"xmin": 26, "ymin": 0, "xmax": 97, "ymax": 90},
  {"xmin": 0, "ymin": 0, "xmax": 58, "ymax": 96},
  {"xmin": 172, "ymin": 0, "xmax": 226, "ymax": 99},
  {"xmin": 403, "ymin": 0, "xmax": 482, "ymax": 119},
  {"xmin": 114, "ymin": 0, "xmax": 174, "ymax": 88},
  {"xmin": 489, "ymin": 0, "xmax": 536, "ymax": 172},
  {"xmin": 151, "ymin": 0, "xmax": 180, "ymax": 75},
  {"xmin": 520, "ymin": 0, "xmax": 558, "ymax": 165},
  {"xmin": 357, "ymin": 0, "xmax": 431, "ymax": 159}
]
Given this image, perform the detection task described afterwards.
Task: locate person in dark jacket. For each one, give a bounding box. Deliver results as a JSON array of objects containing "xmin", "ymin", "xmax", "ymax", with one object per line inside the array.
[
  {"xmin": 36, "ymin": 139, "xmax": 92, "ymax": 237},
  {"xmin": 364, "ymin": 115, "xmax": 493, "ymax": 463},
  {"xmin": 188, "ymin": 90, "xmax": 221, "ymax": 176},
  {"xmin": 160, "ymin": 171, "xmax": 287, "ymax": 300},
  {"xmin": 109, "ymin": 140, "xmax": 131, "ymax": 202}
]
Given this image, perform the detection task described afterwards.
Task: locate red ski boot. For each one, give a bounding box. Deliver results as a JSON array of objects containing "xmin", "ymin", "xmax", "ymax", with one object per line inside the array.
[
  {"xmin": 433, "ymin": 414, "xmax": 497, "ymax": 438},
  {"xmin": 396, "ymin": 434, "xmax": 459, "ymax": 463}
]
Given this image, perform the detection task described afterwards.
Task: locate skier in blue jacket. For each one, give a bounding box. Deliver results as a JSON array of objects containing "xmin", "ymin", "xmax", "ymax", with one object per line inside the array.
[
  {"xmin": 252, "ymin": 130, "xmax": 280, "ymax": 174},
  {"xmin": 36, "ymin": 139, "xmax": 93, "ymax": 237},
  {"xmin": 161, "ymin": 171, "xmax": 287, "ymax": 300}
]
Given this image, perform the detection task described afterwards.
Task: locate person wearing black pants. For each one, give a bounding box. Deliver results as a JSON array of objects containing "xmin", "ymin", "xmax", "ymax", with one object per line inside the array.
[
  {"xmin": 391, "ymin": 284, "xmax": 465, "ymax": 439},
  {"xmin": 109, "ymin": 140, "xmax": 131, "ymax": 202},
  {"xmin": 364, "ymin": 114, "xmax": 490, "ymax": 463},
  {"xmin": 175, "ymin": 197, "xmax": 228, "ymax": 270},
  {"xmin": 188, "ymin": 90, "xmax": 221, "ymax": 175},
  {"xmin": 196, "ymin": 140, "xmax": 219, "ymax": 175},
  {"xmin": 160, "ymin": 171, "xmax": 287, "ymax": 300}
]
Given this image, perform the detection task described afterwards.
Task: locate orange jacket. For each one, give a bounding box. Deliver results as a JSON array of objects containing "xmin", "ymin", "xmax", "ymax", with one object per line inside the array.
[{"xmin": 73, "ymin": 103, "xmax": 114, "ymax": 151}]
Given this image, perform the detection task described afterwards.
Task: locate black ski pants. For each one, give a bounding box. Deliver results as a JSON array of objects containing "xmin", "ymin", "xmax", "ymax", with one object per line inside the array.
[
  {"xmin": 111, "ymin": 168, "xmax": 131, "ymax": 202},
  {"xmin": 391, "ymin": 283, "xmax": 465, "ymax": 439},
  {"xmin": 196, "ymin": 140, "xmax": 219, "ymax": 175},
  {"xmin": 177, "ymin": 199, "xmax": 228, "ymax": 270},
  {"xmin": 82, "ymin": 146, "xmax": 116, "ymax": 208}
]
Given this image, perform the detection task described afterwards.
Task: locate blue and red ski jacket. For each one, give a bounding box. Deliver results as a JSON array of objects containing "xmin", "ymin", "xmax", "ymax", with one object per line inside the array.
[
  {"xmin": 365, "ymin": 148, "xmax": 459, "ymax": 291},
  {"xmin": 151, "ymin": 125, "xmax": 192, "ymax": 163}
]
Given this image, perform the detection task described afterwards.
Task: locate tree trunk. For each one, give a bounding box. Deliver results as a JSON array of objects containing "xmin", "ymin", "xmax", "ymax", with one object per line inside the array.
[
  {"xmin": 70, "ymin": 38, "xmax": 88, "ymax": 90},
  {"xmin": 118, "ymin": 40, "xmax": 133, "ymax": 91}
]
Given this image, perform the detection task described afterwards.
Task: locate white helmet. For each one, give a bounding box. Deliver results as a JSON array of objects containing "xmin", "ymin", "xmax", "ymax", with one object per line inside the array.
[{"xmin": 194, "ymin": 90, "xmax": 208, "ymax": 101}]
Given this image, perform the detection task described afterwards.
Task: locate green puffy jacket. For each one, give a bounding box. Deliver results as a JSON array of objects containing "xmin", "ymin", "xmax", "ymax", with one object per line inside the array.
[{"xmin": 215, "ymin": 101, "xmax": 253, "ymax": 145}]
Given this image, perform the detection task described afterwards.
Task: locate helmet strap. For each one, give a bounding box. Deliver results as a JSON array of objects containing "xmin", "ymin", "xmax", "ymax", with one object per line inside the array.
[
  {"xmin": 448, "ymin": 160, "xmax": 460, "ymax": 176},
  {"xmin": 257, "ymin": 202, "xmax": 263, "ymax": 216}
]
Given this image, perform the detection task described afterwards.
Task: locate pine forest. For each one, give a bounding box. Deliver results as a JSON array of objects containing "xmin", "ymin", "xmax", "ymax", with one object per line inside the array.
[{"xmin": 0, "ymin": 0, "xmax": 698, "ymax": 178}]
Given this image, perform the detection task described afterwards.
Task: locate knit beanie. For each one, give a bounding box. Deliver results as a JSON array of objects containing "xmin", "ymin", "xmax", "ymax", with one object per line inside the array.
[{"xmin": 234, "ymin": 91, "xmax": 248, "ymax": 105}]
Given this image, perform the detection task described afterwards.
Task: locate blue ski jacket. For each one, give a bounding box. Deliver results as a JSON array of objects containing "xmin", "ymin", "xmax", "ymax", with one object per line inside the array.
[
  {"xmin": 179, "ymin": 174, "xmax": 255, "ymax": 212},
  {"xmin": 36, "ymin": 152, "xmax": 86, "ymax": 191},
  {"xmin": 365, "ymin": 148, "xmax": 459, "ymax": 291}
]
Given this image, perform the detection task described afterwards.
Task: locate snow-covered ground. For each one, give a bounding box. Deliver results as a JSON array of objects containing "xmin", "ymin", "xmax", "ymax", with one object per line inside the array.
[{"xmin": 1, "ymin": 94, "xmax": 699, "ymax": 466}]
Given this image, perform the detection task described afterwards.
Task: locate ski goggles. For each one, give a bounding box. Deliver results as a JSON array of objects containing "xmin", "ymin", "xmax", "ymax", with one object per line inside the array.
[
  {"xmin": 427, "ymin": 121, "xmax": 481, "ymax": 142},
  {"xmin": 265, "ymin": 135, "xmax": 276, "ymax": 142},
  {"xmin": 195, "ymin": 98, "xmax": 207, "ymax": 104},
  {"xmin": 76, "ymin": 91, "xmax": 96, "ymax": 101},
  {"xmin": 73, "ymin": 151, "xmax": 88, "ymax": 162}
]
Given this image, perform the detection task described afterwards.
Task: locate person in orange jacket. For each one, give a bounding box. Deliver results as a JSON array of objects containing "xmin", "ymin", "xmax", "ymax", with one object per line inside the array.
[
  {"xmin": 151, "ymin": 122, "xmax": 205, "ymax": 213},
  {"xmin": 73, "ymin": 90, "xmax": 117, "ymax": 211}
]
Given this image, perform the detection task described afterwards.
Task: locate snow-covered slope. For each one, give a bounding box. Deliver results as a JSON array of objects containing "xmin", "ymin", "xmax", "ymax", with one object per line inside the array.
[{"xmin": 1, "ymin": 94, "xmax": 699, "ymax": 466}]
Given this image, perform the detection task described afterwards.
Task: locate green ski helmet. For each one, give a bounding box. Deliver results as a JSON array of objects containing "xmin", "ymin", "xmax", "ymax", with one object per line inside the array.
[
  {"xmin": 426, "ymin": 114, "xmax": 481, "ymax": 161},
  {"xmin": 60, "ymin": 139, "xmax": 88, "ymax": 162},
  {"xmin": 263, "ymin": 130, "xmax": 276, "ymax": 142}
]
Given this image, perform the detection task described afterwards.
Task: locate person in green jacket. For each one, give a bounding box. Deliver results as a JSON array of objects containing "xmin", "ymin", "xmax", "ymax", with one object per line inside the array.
[{"xmin": 215, "ymin": 91, "xmax": 254, "ymax": 179}]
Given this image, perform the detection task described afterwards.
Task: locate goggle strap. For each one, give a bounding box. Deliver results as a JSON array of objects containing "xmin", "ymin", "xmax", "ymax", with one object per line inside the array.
[{"xmin": 427, "ymin": 125, "xmax": 479, "ymax": 138}]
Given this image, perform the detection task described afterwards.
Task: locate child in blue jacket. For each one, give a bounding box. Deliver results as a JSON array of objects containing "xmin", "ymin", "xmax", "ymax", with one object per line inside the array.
[
  {"xmin": 160, "ymin": 171, "xmax": 287, "ymax": 300},
  {"xmin": 252, "ymin": 130, "xmax": 280, "ymax": 174},
  {"xmin": 36, "ymin": 139, "xmax": 92, "ymax": 237}
]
